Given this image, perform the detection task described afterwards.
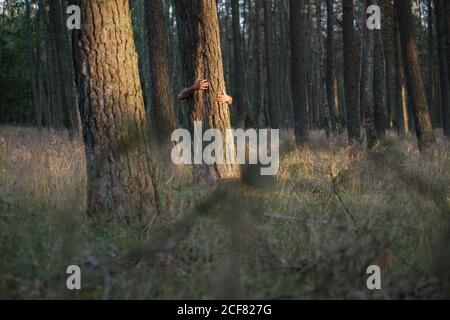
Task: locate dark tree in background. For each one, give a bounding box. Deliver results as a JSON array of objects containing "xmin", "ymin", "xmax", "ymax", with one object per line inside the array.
[
  {"xmin": 362, "ymin": 0, "xmax": 378, "ymax": 149},
  {"xmin": 342, "ymin": 0, "xmax": 361, "ymax": 143},
  {"xmin": 435, "ymin": 0, "xmax": 450, "ymax": 137},
  {"xmin": 446, "ymin": 1, "xmax": 450, "ymax": 77},
  {"xmin": 374, "ymin": 27, "xmax": 386, "ymax": 141},
  {"xmin": 48, "ymin": 0, "xmax": 79, "ymax": 135},
  {"xmin": 290, "ymin": 0, "xmax": 309, "ymax": 143},
  {"xmin": 46, "ymin": 0, "xmax": 63, "ymax": 129},
  {"xmin": 396, "ymin": 0, "xmax": 435, "ymax": 151},
  {"xmin": 254, "ymin": 0, "xmax": 264, "ymax": 126},
  {"xmin": 263, "ymin": 0, "xmax": 280, "ymax": 129},
  {"xmin": 426, "ymin": 0, "xmax": 436, "ymax": 126},
  {"xmin": 231, "ymin": 0, "xmax": 247, "ymax": 128},
  {"xmin": 325, "ymin": 0, "xmax": 338, "ymax": 132},
  {"xmin": 144, "ymin": 0, "xmax": 177, "ymax": 146},
  {"xmin": 394, "ymin": 9, "xmax": 408, "ymax": 134},
  {"xmin": 25, "ymin": 0, "xmax": 41, "ymax": 129},
  {"xmin": 381, "ymin": 0, "xmax": 397, "ymax": 130}
]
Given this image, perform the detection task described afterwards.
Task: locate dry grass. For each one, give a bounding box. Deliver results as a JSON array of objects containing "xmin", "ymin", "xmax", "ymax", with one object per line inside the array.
[{"xmin": 0, "ymin": 126, "xmax": 449, "ymax": 299}]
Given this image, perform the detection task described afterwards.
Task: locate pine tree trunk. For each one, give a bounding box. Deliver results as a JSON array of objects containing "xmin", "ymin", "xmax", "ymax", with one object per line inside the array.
[
  {"xmin": 362, "ymin": 0, "xmax": 378, "ymax": 149},
  {"xmin": 290, "ymin": 0, "xmax": 309, "ymax": 143},
  {"xmin": 381, "ymin": 0, "xmax": 397, "ymax": 131},
  {"xmin": 75, "ymin": 0, "xmax": 159, "ymax": 219},
  {"xmin": 263, "ymin": 0, "xmax": 280, "ymax": 128},
  {"xmin": 426, "ymin": 0, "xmax": 436, "ymax": 125},
  {"xmin": 359, "ymin": 0, "xmax": 368, "ymax": 127},
  {"xmin": 231, "ymin": 0, "xmax": 247, "ymax": 128},
  {"xmin": 435, "ymin": 0, "xmax": 450, "ymax": 136},
  {"xmin": 374, "ymin": 29, "xmax": 386, "ymax": 140},
  {"xmin": 396, "ymin": 0, "xmax": 435, "ymax": 151},
  {"xmin": 65, "ymin": 0, "xmax": 82, "ymax": 135},
  {"xmin": 37, "ymin": 0, "xmax": 51, "ymax": 128},
  {"xmin": 35, "ymin": 0, "xmax": 49, "ymax": 127},
  {"xmin": 446, "ymin": 1, "xmax": 450, "ymax": 77},
  {"xmin": 325, "ymin": 0, "xmax": 338, "ymax": 132},
  {"xmin": 25, "ymin": 0, "xmax": 42, "ymax": 129},
  {"xmin": 254, "ymin": 0, "xmax": 263, "ymax": 127},
  {"xmin": 174, "ymin": 0, "xmax": 240, "ymax": 181},
  {"xmin": 306, "ymin": 1, "xmax": 313, "ymax": 129},
  {"xmin": 343, "ymin": 0, "xmax": 361, "ymax": 143},
  {"xmin": 45, "ymin": 0, "xmax": 63, "ymax": 129},
  {"xmin": 394, "ymin": 16, "xmax": 407, "ymax": 133},
  {"xmin": 48, "ymin": 0, "xmax": 76, "ymax": 134},
  {"xmin": 144, "ymin": 0, "xmax": 177, "ymax": 145},
  {"xmin": 314, "ymin": 0, "xmax": 324, "ymax": 130}
]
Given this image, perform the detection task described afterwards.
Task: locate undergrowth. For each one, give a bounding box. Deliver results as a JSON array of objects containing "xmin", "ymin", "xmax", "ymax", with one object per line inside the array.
[{"xmin": 0, "ymin": 127, "xmax": 449, "ymax": 299}]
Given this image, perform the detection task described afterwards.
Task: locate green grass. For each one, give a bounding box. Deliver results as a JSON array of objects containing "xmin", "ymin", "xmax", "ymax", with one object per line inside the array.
[{"xmin": 0, "ymin": 126, "xmax": 449, "ymax": 299}]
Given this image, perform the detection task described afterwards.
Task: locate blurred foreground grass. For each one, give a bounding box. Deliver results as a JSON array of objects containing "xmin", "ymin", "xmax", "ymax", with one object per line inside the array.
[{"xmin": 0, "ymin": 126, "xmax": 449, "ymax": 299}]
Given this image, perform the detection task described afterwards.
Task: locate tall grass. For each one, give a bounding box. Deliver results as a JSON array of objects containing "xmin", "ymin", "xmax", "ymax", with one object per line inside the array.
[{"xmin": 0, "ymin": 126, "xmax": 449, "ymax": 299}]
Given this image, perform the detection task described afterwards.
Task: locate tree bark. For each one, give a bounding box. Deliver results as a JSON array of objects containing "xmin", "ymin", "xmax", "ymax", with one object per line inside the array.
[
  {"xmin": 144, "ymin": 0, "xmax": 177, "ymax": 145},
  {"xmin": 45, "ymin": 0, "xmax": 63, "ymax": 129},
  {"xmin": 48, "ymin": 0, "xmax": 77, "ymax": 135},
  {"xmin": 381, "ymin": 0, "xmax": 397, "ymax": 130},
  {"xmin": 314, "ymin": 0, "xmax": 324, "ymax": 130},
  {"xmin": 374, "ymin": 28, "xmax": 386, "ymax": 140},
  {"xmin": 362, "ymin": 0, "xmax": 378, "ymax": 149},
  {"xmin": 325, "ymin": 0, "xmax": 338, "ymax": 132},
  {"xmin": 25, "ymin": 0, "xmax": 42, "ymax": 129},
  {"xmin": 394, "ymin": 15, "xmax": 407, "ymax": 133},
  {"xmin": 290, "ymin": 0, "xmax": 309, "ymax": 143},
  {"xmin": 231, "ymin": 0, "xmax": 247, "ymax": 128},
  {"xmin": 426, "ymin": 0, "xmax": 436, "ymax": 125},
  {"xmin": 396, "ymin": 0, "xmax": 435, "ymax": 151},
  {"xmin": 254, "ymin": 0, "xmax": 263, "ymax": 127},
  {"xmin": 359, "ymin": 0, "xmax": 368, "ymax": 127},
  {"xmin": 263, "ymin": 0, "xmax": 280, "ymax": 128},
  {"xmin": 446, "ymin": 1, "xmax": 450, "ymax": 77},
  {"xmin": 75, "ymin": 0, "xmax": 159, "ymax": 219},
  {"xmin": 174, "ymin": 0, "xmax": 240, "ymax": 181},
  {"xmin": 34, "ymin": 1, "xmax": 49, "ymax": 127},
  {"xmin": 343, "ymin": 0, "xmax": 361, "ymax": 143},
  {"xmin": 435, "ymin": 0, "xmax": 450, "ymax": 136}
]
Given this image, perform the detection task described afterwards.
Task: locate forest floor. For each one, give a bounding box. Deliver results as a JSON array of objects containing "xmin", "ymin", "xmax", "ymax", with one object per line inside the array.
[{"xmin": 0, "ymin": 126, "xmax": 449, "ymax": 299}]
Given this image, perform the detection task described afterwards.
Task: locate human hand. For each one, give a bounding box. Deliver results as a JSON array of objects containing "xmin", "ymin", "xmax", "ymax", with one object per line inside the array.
[
  {"xmin": 217, "ymin": 93, "xmax": 233, "ymax": 105},
  {"xmin": 192, "ymin": 79, "xmax": 209, "ymax": 91}
]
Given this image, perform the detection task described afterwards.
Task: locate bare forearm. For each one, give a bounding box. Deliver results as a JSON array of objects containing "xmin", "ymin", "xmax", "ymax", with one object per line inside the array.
[
  {"xmin": 178, "ymin": 86, "xmax": 195, "ymax": 100},
  {"xmin": 178, "ymin": 79, "xmax": 209, "ymax": 100}
]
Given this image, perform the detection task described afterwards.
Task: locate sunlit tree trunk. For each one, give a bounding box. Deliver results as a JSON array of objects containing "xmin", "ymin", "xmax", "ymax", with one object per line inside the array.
[
  {"xmin": 174, "ymin": 0, "xmax": 240, "ymax": 181},
  {"xmin": 75, "ymin": 0, "xmax": 159, "ymax": 218}
]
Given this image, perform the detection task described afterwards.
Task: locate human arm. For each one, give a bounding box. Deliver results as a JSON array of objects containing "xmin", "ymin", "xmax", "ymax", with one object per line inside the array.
[{"xmin": 177, "ymin": 79, "xmax": 209, "ymax": 100}]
